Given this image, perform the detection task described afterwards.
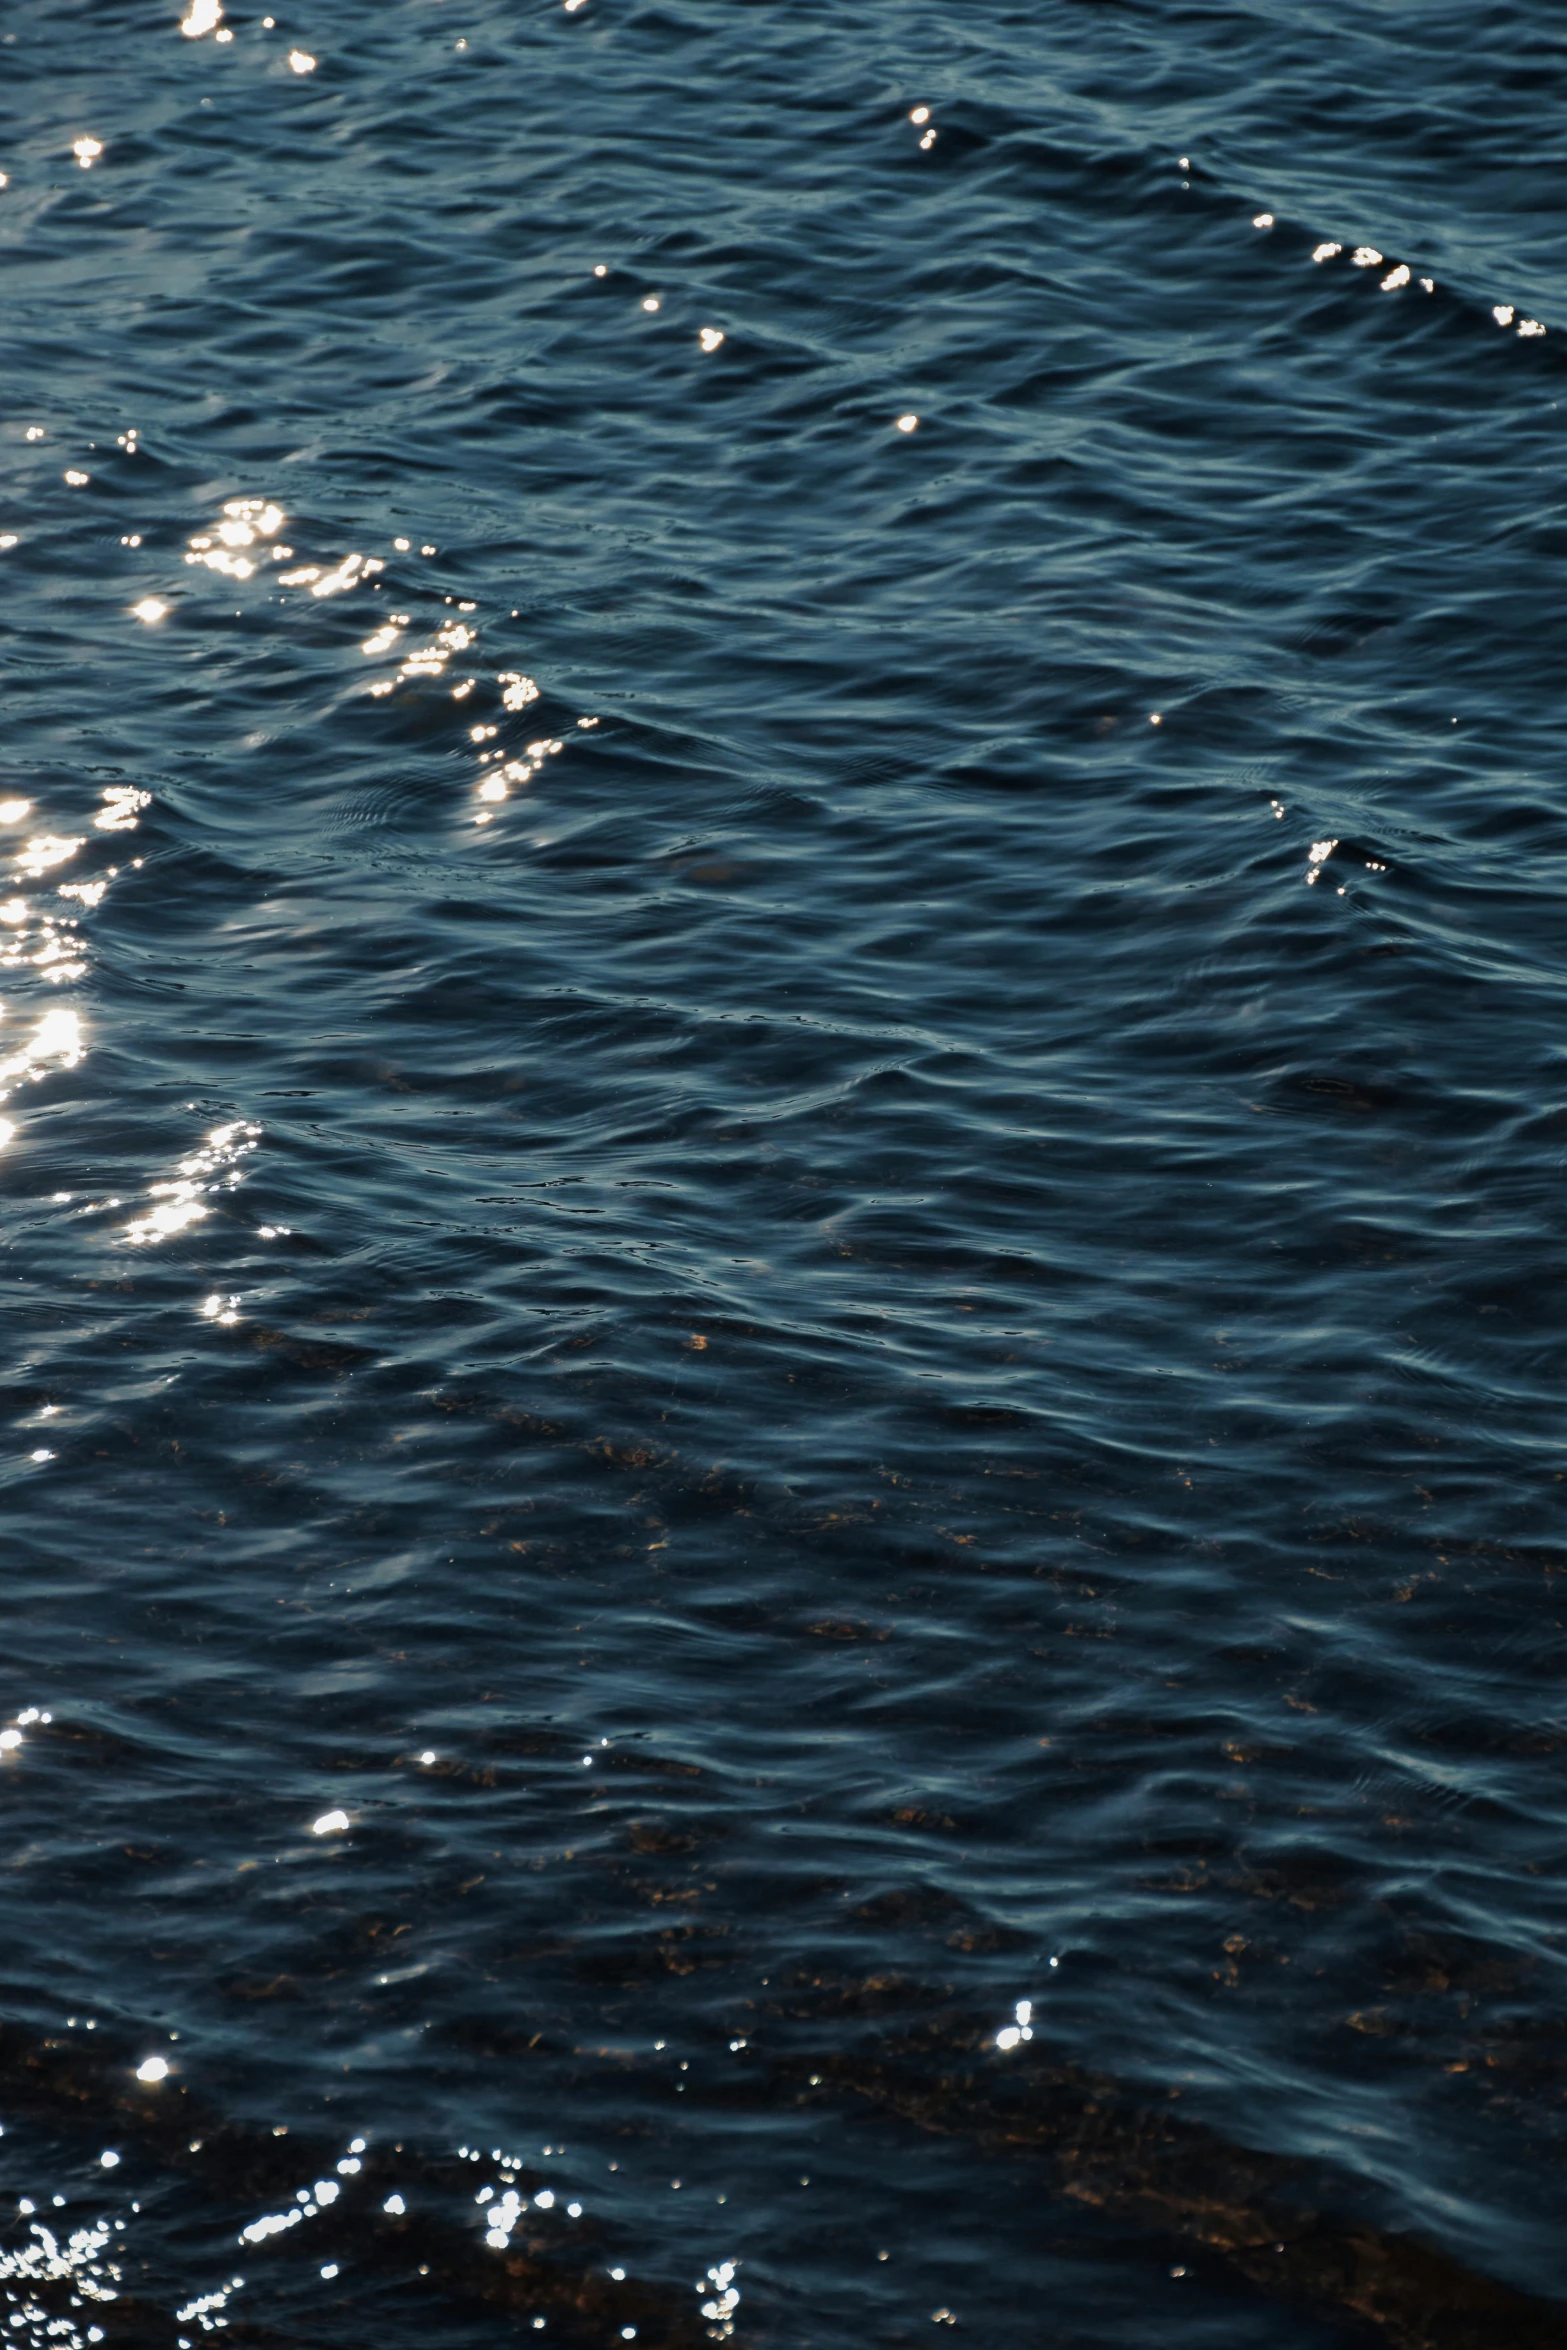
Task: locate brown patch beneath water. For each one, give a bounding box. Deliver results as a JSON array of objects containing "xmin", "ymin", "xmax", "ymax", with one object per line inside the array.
[
  {"xmin": 1, "ymin": 2011, "xmax": 1561, "ymax": 2350},
  {"xmin": 793, "ymin": 2011, "xmax": 1565, "ymax": 2350}
]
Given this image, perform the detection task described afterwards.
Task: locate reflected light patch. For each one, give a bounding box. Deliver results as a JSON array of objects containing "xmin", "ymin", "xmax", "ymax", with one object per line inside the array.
[
  {"xmin": 389, "ymin": 617, "xmax": 476, "ymax": 689},
  {"xmin": 0, "ymin": 800, "xmax": 31, "ymax": 824},
  {"xmin": 180, "ymin": 0, "xmax": 223, "ymax": 32},
  {"xmin": 125, "ymin": 1198, "xmax": 209, "ymax": 1243},
  {"xmin": 995, "ymin": 1997, "xmax": 1034, "ymax": 2050},
  {"xmin": 16, "ymin": 835, "xmax": 84, "ymax": 878},
  {"xmin": 311, "ymin": 554, "xmax": 366, "ymax": 598},
  {"xmin": 177, "ymin": 2283, "xmax": 246, "ymax": 2332},
  {"xmin": 699, "ymin": 2261, "xmax": 741, "ymax": 2334},
  {"xmin": 699, "ymin": 327, "xmax": 724, "ymax": 352},
  {"xmin": 136, "ymin": 2057, "xmax": 170, "ymax": 2083},
  {"xmin": 312, "ymin": 1809, "xmax": 350, "ymax": 1836},
  {"xmin": 132, "ymin": 597, "xmax": 167, "ymax": 625},
  {"xmin": 123, "ymin": 1118, "xmax": 260, "ymax": 1245},
  {"xmin": 0, "ymin": 1009, "xmax": 84, "ymax": 1101},
  {"xmin": 288, "ymin": 49, "xmax": 316, "ymax": 72},
  {"xmin": 895, "ymin": 413, "xmax": 919, "ymax": 433},
  {"xmin": 95, "ymin": 787, "xmax": 150, "ymax": 833},
  {"xmin": 184, "ymin": 500, "xmax": 285, "ymax": 587},
  {"xmin": 72, "ymin": 137, "xmax": 103, "ymax": 169},
  {"xmin": 0, "ymin": 2193, "xmax": 123, "ymax": 2331}
]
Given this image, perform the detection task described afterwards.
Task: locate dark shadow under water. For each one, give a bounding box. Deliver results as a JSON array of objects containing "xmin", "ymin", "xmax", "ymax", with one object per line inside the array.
[{"xmin": 4, "ymin": 1987, "xmax": 1564, "ymax": 2350}]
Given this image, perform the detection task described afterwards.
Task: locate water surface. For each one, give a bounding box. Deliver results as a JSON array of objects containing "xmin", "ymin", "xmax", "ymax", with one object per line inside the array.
[{"xmin": 3, "ymin": 4, "xmax": 1566, "ymax": 2346}]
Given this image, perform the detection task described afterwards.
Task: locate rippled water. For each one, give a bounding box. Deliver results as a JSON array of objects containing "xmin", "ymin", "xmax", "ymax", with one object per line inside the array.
[{"xmin": 3, "ymin": 4, "xmax": 1566, "ymax": 2346}]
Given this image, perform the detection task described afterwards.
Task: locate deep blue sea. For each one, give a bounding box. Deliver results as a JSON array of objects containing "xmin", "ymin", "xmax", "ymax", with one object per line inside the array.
[{"xmin": 3, "ymin": 4, "xmax": 1566, "ymax": 2347}]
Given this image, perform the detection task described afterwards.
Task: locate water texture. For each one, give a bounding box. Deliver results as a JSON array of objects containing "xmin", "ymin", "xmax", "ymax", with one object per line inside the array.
[{"xmin": 2, "ymin": 2, "xmax": 1565, "ymax": 2345}]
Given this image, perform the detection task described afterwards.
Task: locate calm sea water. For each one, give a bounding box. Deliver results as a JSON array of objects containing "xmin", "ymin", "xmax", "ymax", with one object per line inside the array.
[{"xmin": 3, "ymin": 4, "xmax": 1565, "ymax": 2346}]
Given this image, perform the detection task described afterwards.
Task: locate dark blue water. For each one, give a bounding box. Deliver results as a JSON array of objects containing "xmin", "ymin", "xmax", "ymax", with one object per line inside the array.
[{"xmin": 3, "ymin": 4, "xmax": 1566, "ymax": 2346}]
